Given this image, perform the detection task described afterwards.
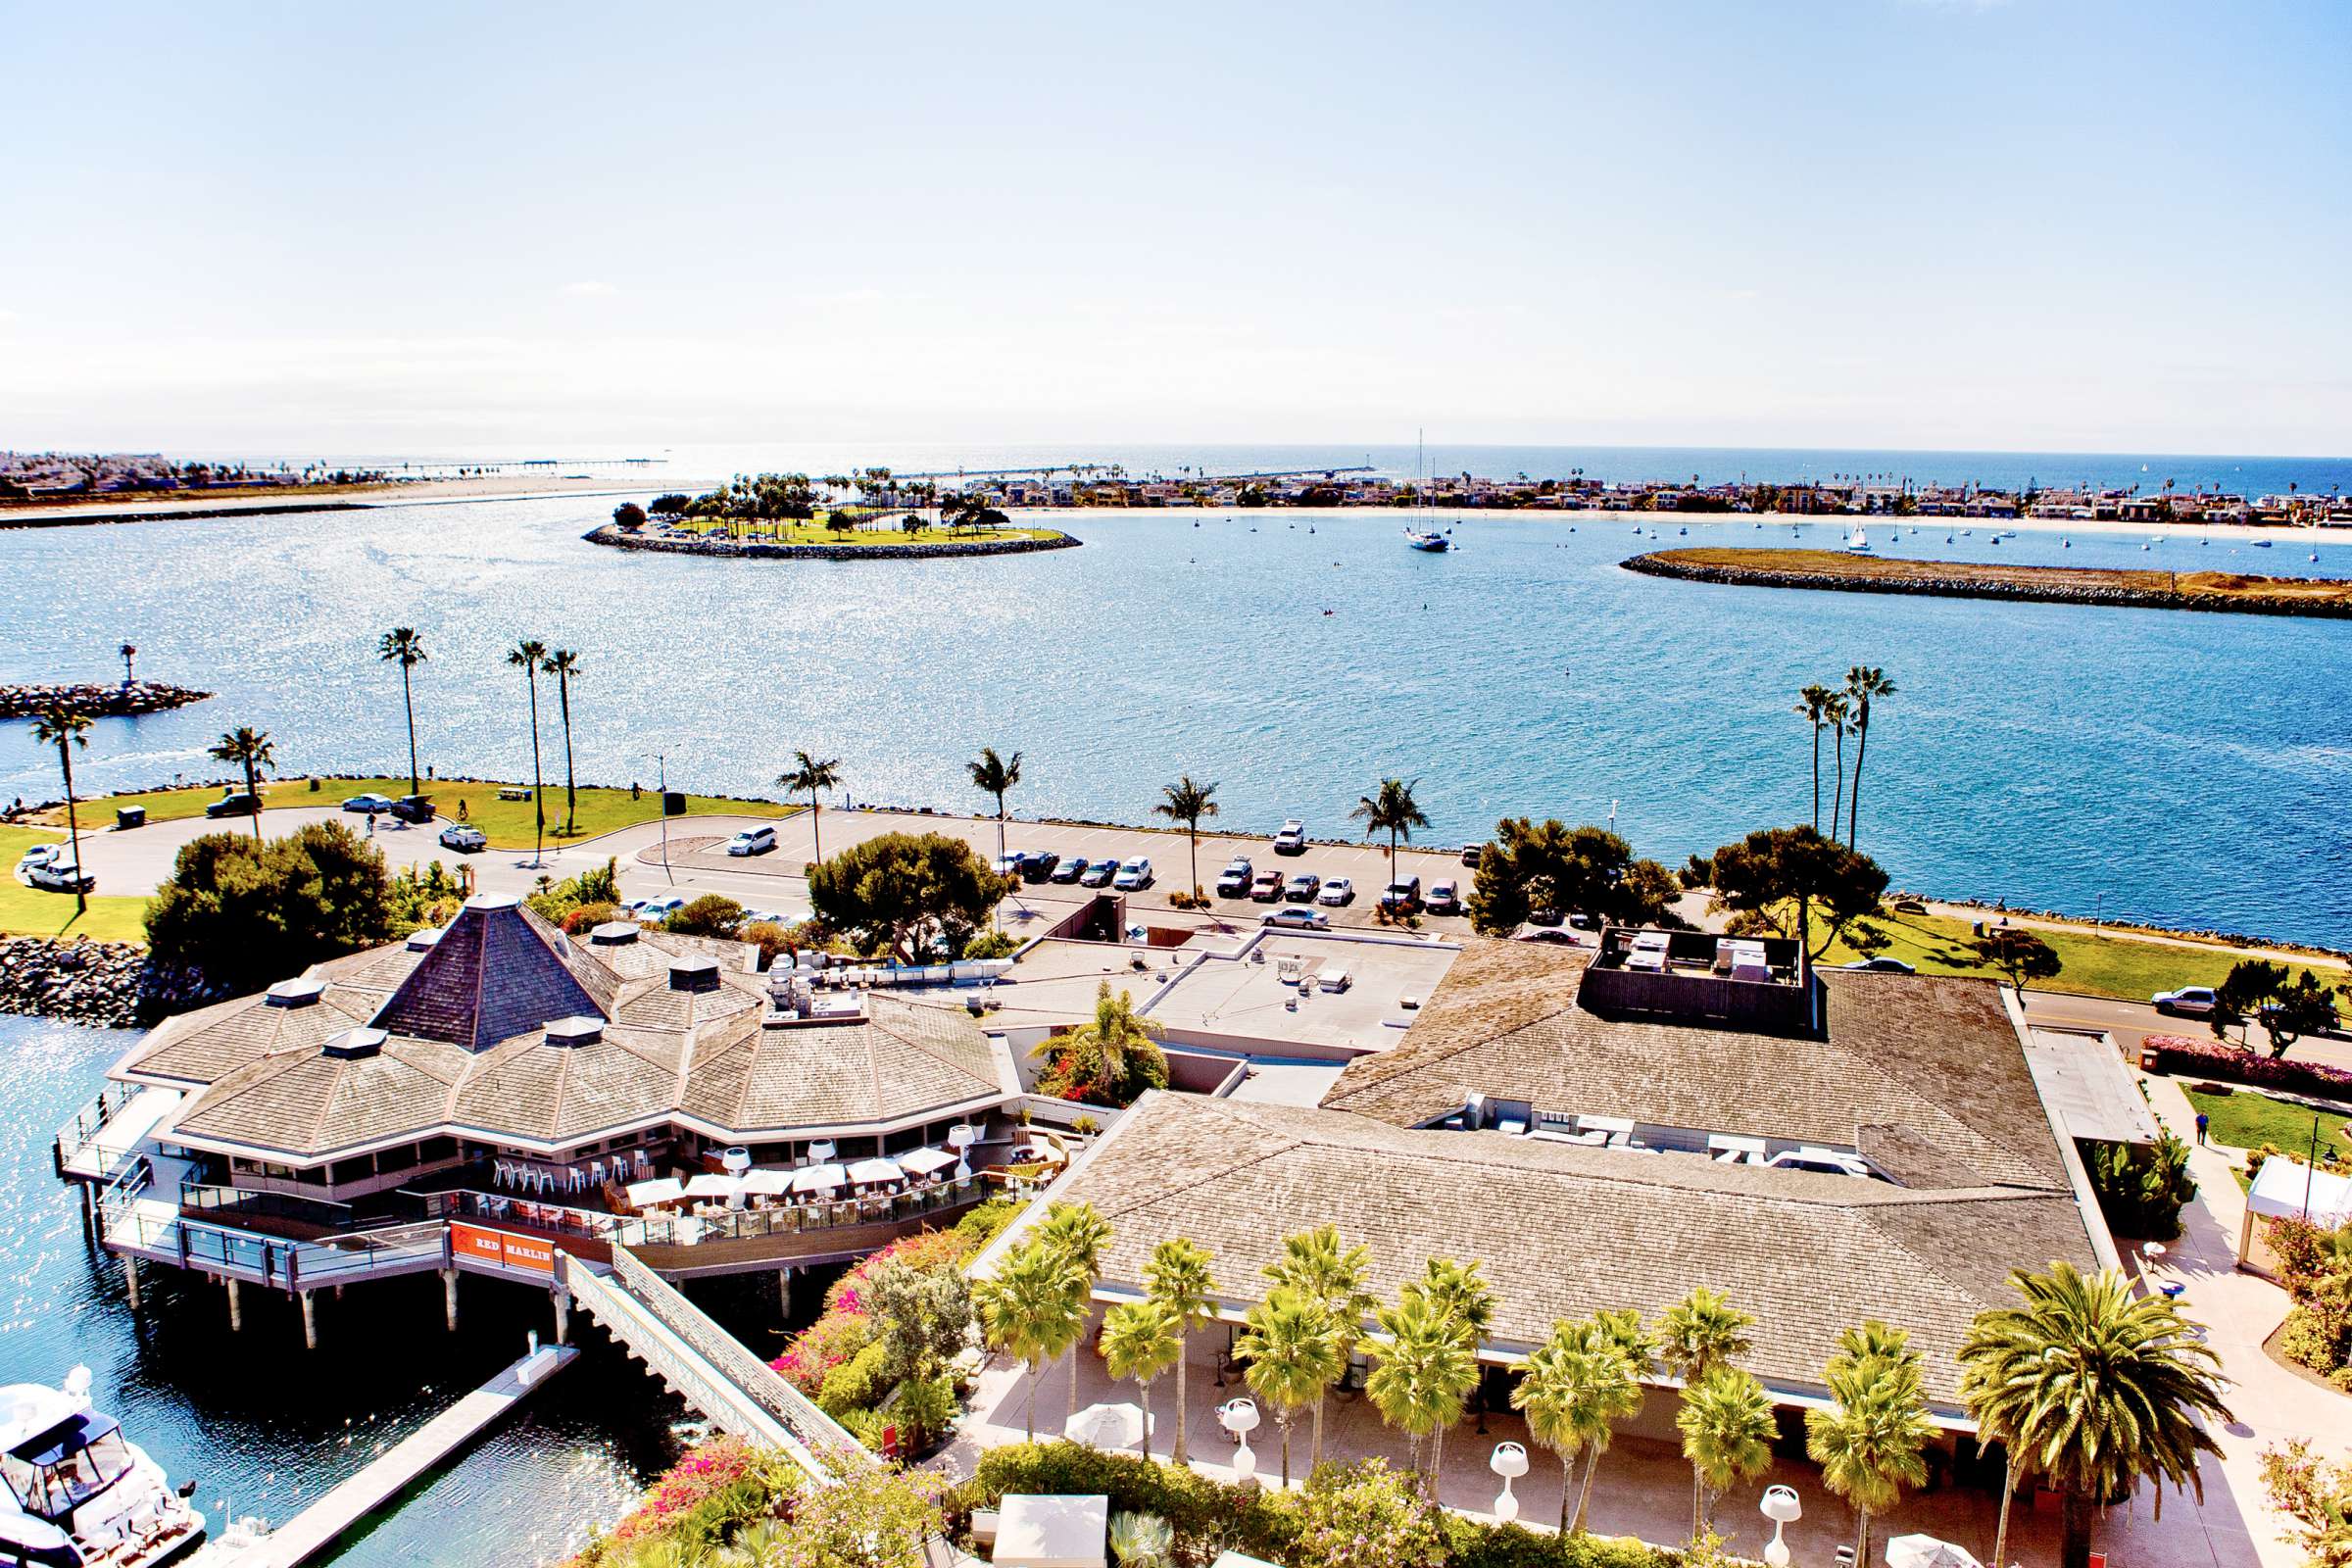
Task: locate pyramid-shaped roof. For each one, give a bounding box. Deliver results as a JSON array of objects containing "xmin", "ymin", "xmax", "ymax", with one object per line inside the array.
[{"xmin": 369, "ymin": 896, "xmax": 608, "ymax": 1051}]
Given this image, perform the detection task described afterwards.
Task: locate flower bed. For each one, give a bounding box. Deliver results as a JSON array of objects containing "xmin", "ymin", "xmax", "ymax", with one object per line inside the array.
[{"xmin": 2143, "ymin": 1035, "xmax": 2352, "ymax": 1102}]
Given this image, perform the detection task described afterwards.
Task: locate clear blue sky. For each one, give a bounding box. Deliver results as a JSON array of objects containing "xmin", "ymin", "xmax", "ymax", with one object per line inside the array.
[{"xmin": 3, "ymin": 1, "xmax": 2346, "ymax": 454}]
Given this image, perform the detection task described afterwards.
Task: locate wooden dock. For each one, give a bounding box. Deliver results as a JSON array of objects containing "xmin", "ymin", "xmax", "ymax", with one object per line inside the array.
[{"xmin": 229, "ymin": 1344, "xmax": 578, "ymax": 1567}]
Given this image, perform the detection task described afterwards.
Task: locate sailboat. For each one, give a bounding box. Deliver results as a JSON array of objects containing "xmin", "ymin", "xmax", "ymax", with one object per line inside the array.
[
  {"xmin": 1845, "ymin": 526, "xmax": 1871, "ymax": 553},
  {"xmin": 1405, "ymin": 429, "xmax": 1451, "ymax": 552}
]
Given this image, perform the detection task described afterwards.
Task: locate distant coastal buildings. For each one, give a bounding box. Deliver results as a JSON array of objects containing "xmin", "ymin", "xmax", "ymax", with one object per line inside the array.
[{"xmin": 0, "ymin": 450, "xmax": 395, "ymax": 502}]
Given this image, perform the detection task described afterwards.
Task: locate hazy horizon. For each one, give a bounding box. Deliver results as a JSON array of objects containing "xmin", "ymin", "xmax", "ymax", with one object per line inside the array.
[{"xmin": 5, "ymin": 2, "xmax": 2347, "ymax": 454}]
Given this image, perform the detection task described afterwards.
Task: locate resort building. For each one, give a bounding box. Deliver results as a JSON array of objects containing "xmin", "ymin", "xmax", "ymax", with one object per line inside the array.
[{"xmin": 973, "ymin": 931, "xmax": 2149, "ymax": 1427}]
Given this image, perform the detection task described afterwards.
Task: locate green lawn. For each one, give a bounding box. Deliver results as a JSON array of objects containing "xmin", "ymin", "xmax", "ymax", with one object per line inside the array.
[
  {"xmin": 1811, "ymin": 907, "xmax": 2342, "ymax": 1003},
  {"xmin": 2183, "ymin": 1085, "xmax": 2352, "ymax": 1154},
  {"xmin": 0, "ymin": 826, "xmax": 151, "ymax": 942},
  {"xmin": 661, "ymin": 514, "xmax": 1060, "ymax": 546},
  {"xmin": 36, "ymin": 777, "xmax": 798, "ymax": 852}
]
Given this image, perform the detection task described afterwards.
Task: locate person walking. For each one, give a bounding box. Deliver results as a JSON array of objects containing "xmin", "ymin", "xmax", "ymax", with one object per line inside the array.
[{"xmin": 2194, "ymin": 1110, "xmax": 2209, "ymax": 1146}]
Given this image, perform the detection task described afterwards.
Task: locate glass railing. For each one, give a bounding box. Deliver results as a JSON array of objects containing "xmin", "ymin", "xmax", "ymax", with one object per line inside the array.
[
  {"xmin": 177, "ymin": 1179, "xmax": 360, "ymax": 1231},
  {"xmin": 426, "ymin": 1173, "xmax": 985, "ymax": 1250}
]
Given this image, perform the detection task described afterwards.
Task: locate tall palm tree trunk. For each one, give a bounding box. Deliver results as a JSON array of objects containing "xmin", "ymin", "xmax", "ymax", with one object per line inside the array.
[
  {"xmin": 401, "ymin": 662, "xmax": 420, "ymax": 797},
  {"xmin": 1278, "ymin": 1414, "xmax": 1293, "ymax": 1487},
  {"xmin": 1188, "ymin": 825, "xmax": 1200, "ymax": 896},
  {"xmin": 243, "ymin": 757, "xmax": 262, "ymax": 843},
  {"xmin": 1847, "ymin": 716, "xmax": 1871, "ymax": 849},
  {"xmin": 1831, "ymin": 727, "xmax": 1847, "ymax": 843},
  {"xmin": 995, "ymin": 790, "xmax": 1007, "ymax": 861},
  {"xmin": 1855, "ymin": 1507, "xmax": 1872, "ymax": 1568},
  {"xmin": 1025, "ymin": 1363, "xmax": 1039, "ymax": 1441},
  {"xmin": 1139, "ymin": 1381, "xmax": 1152, "ymax": 1457},
  {"xmin": 526, "ymin": 673, "xmax": 545, "ymax": 864},
  {"xmin": 558, "ymin": 675, "xmax": 577, "ymax": 835},
  {"xmin": 1574, "ymin": 1446, "xmax": 1603, "ymax": 1534},
  {"xmin": 808, "ymin": 790, "xmax": 823, "ymax": 865},
  {"xmin": 1067, "ymin": 1343, "xmax": 1082, "ymax": 1427},
  {"xmin": 1810, "ymin": 720, "xmax": 1822, "ymax": 829},
  {"xmin": 1310, "ymin": 1395, "xmax": 1324, "ymax": 1471},
  {"xmin": 1172, "ymin": 1336, "xmax": 1190, "ymax": 1464},
  {"xmin": 59, "ymin": 741, "xmax": 85, "ymax": 918},
  {"xmin": 2060, "ymin": 1485, "xmax": 2094, "ymax": 1568},
  {"xmin": 1990, "ymin": 1455, "xmax": 2017, "ymax": 1568}
]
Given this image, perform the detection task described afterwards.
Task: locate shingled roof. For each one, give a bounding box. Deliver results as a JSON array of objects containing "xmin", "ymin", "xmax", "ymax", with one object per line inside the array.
[
  {"xmin": 146, "ymin": 900, "xmax": 1020, "ymax": 1161},
  {"xmin": 1321, "ymin": 940, "xmax": 2068, "ymax": 1191},
  {"xmin": 988, "ymin": 1092, "xmax": 2100, "ymax": 1410}
]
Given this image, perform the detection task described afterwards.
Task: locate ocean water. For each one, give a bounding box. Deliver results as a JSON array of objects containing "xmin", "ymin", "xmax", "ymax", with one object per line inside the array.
[{"xmin": 3, "ymin": 497, "xmax": 2350, "ymax": 945}]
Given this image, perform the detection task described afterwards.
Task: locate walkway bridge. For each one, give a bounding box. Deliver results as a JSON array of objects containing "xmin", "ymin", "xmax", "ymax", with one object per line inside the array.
[{"xmin": 560, "ymin": 1246, "xmax": 873, "ymax": 1481}]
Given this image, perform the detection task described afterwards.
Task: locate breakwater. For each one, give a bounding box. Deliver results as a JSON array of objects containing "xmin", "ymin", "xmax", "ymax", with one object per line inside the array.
[
  {"xmin": 0, "ymin": 937, "xmax": 218, "ymax": 1028},
  {"xmin": 1623, "ymin": 547, "xmax": 2352, "ymax": 619},
  {"xmin": 584, "ymin": 522, "xmax": 1080, "ymax": 560},
  {"xmin": 0, "ymin": 680, "xmax": 212, "ymax": 719}
]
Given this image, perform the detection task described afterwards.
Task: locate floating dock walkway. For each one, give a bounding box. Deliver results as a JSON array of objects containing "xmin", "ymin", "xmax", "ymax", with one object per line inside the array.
[{"xmin": 202, "ymin": 1344, "xmax": 578, "ymax": 1568}]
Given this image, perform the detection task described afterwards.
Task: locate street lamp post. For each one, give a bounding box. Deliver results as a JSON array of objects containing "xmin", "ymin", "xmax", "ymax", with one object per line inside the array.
[
  {"xmin": 1489, "ymin": 1442, "xmax": 1528, "ymax": 1524},
  {"xmin": 1759, "ymin": 1484, "xmax": 1800, "ymax": 1568},
  {"xmin": 1218, "ymin": 1398, "xmax": 1260, "ymax": 1484}
]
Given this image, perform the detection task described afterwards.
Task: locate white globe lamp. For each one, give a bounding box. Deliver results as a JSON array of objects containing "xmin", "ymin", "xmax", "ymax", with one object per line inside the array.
[
  {"xmin": 1759, "ymin": 1484, "xmax": 1801, "ymax": 1568},
  {"xmin": 1218, "ymin": 1397, "xmax": 1260, "ymax": 1482},
  {"xmin": 1489, "ymin": 1442, "xmax": 1528, "ymax": 1524}
]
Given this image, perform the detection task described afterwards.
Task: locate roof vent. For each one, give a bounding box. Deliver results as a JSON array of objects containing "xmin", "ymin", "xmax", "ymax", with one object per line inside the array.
[
  {"xmin": 668, "ymin": 956, "xmax": 721, "ymax": 993},
  {"xmin": 321, "ymin": 1027, "xmax": 388, "ymax": 1059},
  {"xmin": 545, "ymin": 1015, "xmax": 604, "ymax": 1048},
  {"xmin": 589, "ymin": 921, "xmax": 641, "ymax": 946},
  {"xmin": 406, "ymin": 926, "xmax": 445, "ymax": 952},
  {"xmin": 465, "ymin": 893, "xmax": 520, "ymax": 911},
  {"xmin": 266, "ymin": 977, "xmax": 326, "ymax": 1007}
]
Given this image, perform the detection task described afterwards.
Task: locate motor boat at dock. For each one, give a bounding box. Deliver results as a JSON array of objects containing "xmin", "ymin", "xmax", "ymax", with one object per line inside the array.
[{"xmin": 1, "ymin": 1368, "xmax": 204, "ymax": 1567}]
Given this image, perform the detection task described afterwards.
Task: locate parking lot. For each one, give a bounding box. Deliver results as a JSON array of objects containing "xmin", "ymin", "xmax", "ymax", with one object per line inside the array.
[{"xmin": 632, "ymin": 808, "xmax": 1482, "ymax": 936}]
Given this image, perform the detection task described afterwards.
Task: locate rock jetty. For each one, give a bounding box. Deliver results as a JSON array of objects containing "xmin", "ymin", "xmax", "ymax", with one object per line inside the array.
[
  {"xmin": 0, "ymin": 937, "xmax": 218, "ymax": 1029},
  {"xmin": 1623, "ymin": 547, "xmax": 2352, "ymax": 619},
  {"xmin": 584, "ymin": 522, "xmax": 1081, "ymax": 561},
  {"xmin": 0, "ymin": 680, "xmax": 212, "ymax": 719}
]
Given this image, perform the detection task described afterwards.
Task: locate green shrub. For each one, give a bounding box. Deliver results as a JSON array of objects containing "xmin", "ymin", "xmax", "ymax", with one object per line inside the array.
[
  {"xmin": 666, "ymin": 894, "xmax": 746, "ymax": 938},
  {"xmin": 740, "ymin": 920, "xmax": 790, "ymax": 966},
  {"xmin": 954, "ymin": 1199, "xmax": 1024, "ymax": 1251},
  {"xmin": 146, "ymin": 825, "xmax": 395, "ymax": 992},
  {"xmin": 965, "ymin": 1443, "xmax": 1298, "ymax": 1566},
  {"xmin": 562, "ymin": 901, "xmax": 622, "ymax": 934},
  {"xmin": 1293, "ymin": 1460, "xmax": 1445, "ymax": 1568},
  {"xmin": 892, "ymin": 1373, "xmax": 957, "ymax": 1451},
  {"xmin": 962, "ymin": 928, "xmax": 1021, "ymax": 960},
  {"xmin": 1110, "ymin": 1511, "xmax": 1177, "ymax": 1568},
  {"xmin": 1439, "ymin": 1516, "xmax": 1666, "ymax": 1568},
  {"xmin": 2084, "ymin": 1131, "xmax": 2196, "ymax": 1241},
  {"xmin": 819, "ymin": 1341, "xmax": 893, "ymax": 1418},
  {"xmin": 2279, "ymin": 1304, "xmax": 2350, "ymax": 1376}
]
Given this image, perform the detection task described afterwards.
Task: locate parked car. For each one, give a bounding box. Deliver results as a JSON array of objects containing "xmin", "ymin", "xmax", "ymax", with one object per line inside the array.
[
  {"xmin": 1078, "ymin": 859, "xmax": 1119, "ymax": 889},
  {"xmin": 1051, "ymin": 857, "xmax": 1091, "ymax": 885},
  {"xmin": 1316, "ymin": 876, "xmax": 1355, "ymax": 906},
  {"xmin": 27, "ymin": 860, "xmax": 94, "ymax": 894},
  {"xmin": 1765, "ymin": 1149, "xmax": 1872, "ymax": 1178},
  {"xmin": 1425, "ymin": 879, "xmax": 1461, "ymax": 915},
  {"xmin": 17, "ymin": 843, "xmax": 62, "ymax": 870},
  {"xmin": 1459, "ymin": 844, "xmax": 1484, "ymax": 868},
  {"xmin": 205, "ymin": 791, "xmax": 261, "ymax": 819},
  {"xmin": 1112, "ymin": 858, "xmax": 1153, "ymax": 891},
  {"xmin": 1514, "ymin": 926, "xmax": 1583, "ymax": 946},
  {"xmin": 1215, "ymin": 858, "xmax": 1254, "ymax": 898},
  {"xmin": 1379, "ymin": 876, "xmax": 1422, "ymax": 913},
  {"xmin": 992, "ymin": 852, "xmax": 1024, "ymax": 877},
  {"xmin": 2152, "ymin": 985, "xmax": 2219, "ymax": 1017},
  {"xmin": 389, "ymin": 795, "xmax": 436, "ymax": 823},
  {"xmin": 1841, "ymin": 956, "xmax": 1915, "ymax": 974},
  {"xmin": 1261, "ymin": 906, "xmax": 1330, "ymax": 930},
  {"xmin": 1272, "ymin": 820, "xmax": 1307, "ymax": 857},
  {"xmin": 341, "ymin": 793, "xmax": 398, "ymax": 814},
  {"xmin": 633, "ymin": 895, "xmax": 687, "ymax": 921},
  {"xmin": 1284, "ymin": 872, "xmax": 1322, "ymax": 903},
  {"xmin": 438, "ymin": 824, "xmax": 488, "ymax": 853},
  {"xmin": 1021, "ymin": 851, "xmax": 1061, "ymax": 883},
  {"xmin": 725, "ymin": 826, "xmax": 777, "ymax": 857},
  {"xmin": 1250, "ymin": 868, "xmax": 1287, "ymax": 903},
  {"xmin": 1527, "ymin": 906, "xmax": 1563, "ymax": 927}
]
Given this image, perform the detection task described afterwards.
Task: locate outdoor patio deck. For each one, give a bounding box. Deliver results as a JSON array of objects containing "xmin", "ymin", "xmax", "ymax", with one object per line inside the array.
[{"xmin": 943, "ymin": 1324, "xmax": 2263, "ymax": 1568}]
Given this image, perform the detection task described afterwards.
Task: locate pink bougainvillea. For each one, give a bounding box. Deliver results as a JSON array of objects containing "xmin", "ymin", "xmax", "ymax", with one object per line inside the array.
[{"xmin": 604, "ymin": 1437, "xmax": 758, "ymax": 1546}]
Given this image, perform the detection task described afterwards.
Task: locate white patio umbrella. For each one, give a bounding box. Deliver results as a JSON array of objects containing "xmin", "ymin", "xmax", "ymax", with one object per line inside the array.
[
  {"xmin": 847, "ymin": 1156, "xmax": 905, "ymax": 1186},
  {"xmin": 740, "ymin": 1168, "xmax": 795, "ymax": 1196},
  {"xmin": 1885, "ymin": 1536, "xmax": 1984, "ymax": 1568},
  {"xmin": 901, "ymin": 1147, "xmax": 957, "ymax": 1177},
  {"xmin": 789, "ymin": 1162, "xmax": 847, "ymax": 1194},
  {"xmin": 683, "ymin": 1173, "xmax": 740, "ymax": 1200},
  {"xmin": 625, "ymin": 1177, "xmax": 685, "ymax": 1207},
  {"xmin": 1064, "ymin": 1400, "xmax": 1148, "ymax": 1451}
]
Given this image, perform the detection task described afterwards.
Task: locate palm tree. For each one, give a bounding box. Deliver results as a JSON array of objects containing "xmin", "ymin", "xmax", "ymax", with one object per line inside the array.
[
  {"xmin": 1237, "ymin": 1287, "xmax": 1345, "ymax": 1486},
  {"xmin": 1099, "ymin": 1300, "xmax": 1180, "ymax": 1456},
  {"xmin": 1144, "ymin": 1238, "xmax": 1217, "ymax": 1465},
  {"xmin": 206, "ymin": 726, "xmax": 275, "ymax": 844},
  {"xmin": 507, "ymin": 639, "xmax": 549, "ymax": 864},
  {"xmin": 1263, "ymin": 1225, "xmax": 1378, "ymax": 1467},
  {"xmin": 779, "ymin": 751, "xmax": 843, "ymax": 867},
  {"xmin": 1366, "ymin": 1288, "xmax": 1478, "ymax": 1490},
  {"xmin": 377, "ymin": 627, "xmax": 427, "ymax": 797},
  {"xmin": 1794, "ymin": 683, "xmax": 1837, "ymax": 830},
  {"xmin": 1677, "ymin": 1366, "xmax": 1775, "ymax": 1540},
  {"xmin": 1152, "ymin": 775, "xmax": 1218, "ymax": 899},
  {"xmin": 1841, "ymin": 665, "xmax": 1897, "ymax": 849},
  {"xmin": 1960, "ymin": 1263, "xmax": 2230, "ymax": 1568},
  {"xmin": 1807, "ymin": 1334, "xmax": 1934, "ymax": 1566},
  {"xmin": 1825, "ymin": 692, "xmax": 1852, "ymax": 842},
  {"xmin": 1028, "ymin": 981, "xmax": 1165, "ymax": 1102},
  {"xmin": 1038, "ymin": 1201, "xmax": 1111, "ymax": 1428},
  {"xmin": 974, "ymin": 1238, "xmax": 1088, "ymax": 1442},
  {"xmin": 1350, "ymin": 778, "xmax": 1430, "ymax": 894},
  {"xmin": 1408, "ymin": 1255, "xmax": 1496, "ymax": 1431},
  {"xmin": 968, "ymin": 747, "xmax": 1023, "ymax": 863},
  {"xmin": 1659, "ymin": 1286, "xmax": 1754, "ymax": 1388},
  {"xmin": 1515, "ymin": 1319, "xmax": 1642, "ymax": 1534},
  {"xmin": 29, "ymin": 706, "xmax": 92, "ymax": 916},
  {"xmin": 543, "ymin": 649, "xmax": 582, "ymax": 836},
  {"xmin": 118, "ymin": 643, "xmax": 136, "ymax": 685}
]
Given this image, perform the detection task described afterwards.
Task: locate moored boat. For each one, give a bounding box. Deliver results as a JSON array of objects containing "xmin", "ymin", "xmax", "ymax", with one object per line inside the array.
[
  {"xmin": 1406, "ymin": 529, "xmax": 1450, "ymax": 552},
  {"xmin": 1, "ymin": 1368, "xmax": 204, "ymax": 1567}
]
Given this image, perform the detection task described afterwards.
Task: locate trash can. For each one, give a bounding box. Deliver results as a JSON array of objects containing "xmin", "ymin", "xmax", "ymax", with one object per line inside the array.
[{"xmin": 116, "ymin": 806, "xmax": 145, "ymax": 830}]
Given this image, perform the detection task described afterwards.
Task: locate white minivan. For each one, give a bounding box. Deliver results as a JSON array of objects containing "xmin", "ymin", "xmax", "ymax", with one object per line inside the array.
[{"xmin": 725, "ymin": 826, "xmax": 778, "ymax": 857}]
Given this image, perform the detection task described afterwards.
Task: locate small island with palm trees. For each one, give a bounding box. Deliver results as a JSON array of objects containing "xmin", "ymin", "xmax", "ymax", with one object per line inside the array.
[{"xmin": 587, "ymin": 479, "xmax": 1080, "ymax": 562}]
